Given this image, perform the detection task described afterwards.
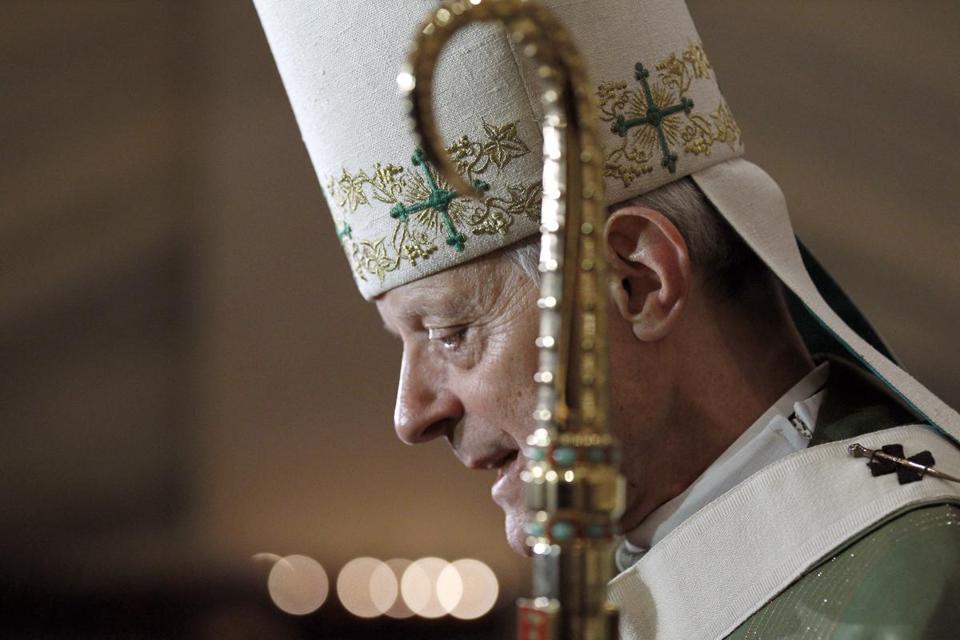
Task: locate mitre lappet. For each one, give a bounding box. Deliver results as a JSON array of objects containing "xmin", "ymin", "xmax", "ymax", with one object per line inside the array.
[{"xmin": 254, "ymin": 0, "xmax": 960, "ymax": 638}]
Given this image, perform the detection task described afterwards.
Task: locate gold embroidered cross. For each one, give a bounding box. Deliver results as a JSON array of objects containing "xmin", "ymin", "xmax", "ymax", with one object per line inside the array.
[{"xmin": 611, "ymin": 62, "xmax": 694, "ymax": 174}]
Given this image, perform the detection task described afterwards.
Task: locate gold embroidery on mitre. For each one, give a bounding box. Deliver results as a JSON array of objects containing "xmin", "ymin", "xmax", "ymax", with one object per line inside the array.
[
  {"xmin": 598, "ymin": 42, "xmax": 743, "ymax": 188},
  {"xmin": 325, "ymin": 120, "xmax": 541, "ymax": 283}
]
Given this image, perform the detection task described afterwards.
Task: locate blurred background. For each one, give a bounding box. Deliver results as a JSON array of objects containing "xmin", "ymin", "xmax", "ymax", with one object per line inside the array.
[{"xmin": 2, "ymin": 1, "xmax": 958, "ymax": 638}]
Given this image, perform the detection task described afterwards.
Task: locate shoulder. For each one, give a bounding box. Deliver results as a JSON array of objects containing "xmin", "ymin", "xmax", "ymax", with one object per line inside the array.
[{"xmin": 728, "ymin": 502, "xmax": 960, "ymax": 639}]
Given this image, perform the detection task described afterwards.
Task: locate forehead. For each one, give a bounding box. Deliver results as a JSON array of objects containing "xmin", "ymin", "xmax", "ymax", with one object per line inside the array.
[{"xmin": 375, "ymin": 253, "xmax": 524, "ymax": 323}]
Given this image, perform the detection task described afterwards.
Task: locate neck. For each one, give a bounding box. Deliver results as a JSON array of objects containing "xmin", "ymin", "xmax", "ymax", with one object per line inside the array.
[
  {"xmin": 685, "ymin": 292, "xmax": 813, "ymax": 437},
  {"xmin": 617, "ymin": 280, "xmax": 814, "ymax": 531}
]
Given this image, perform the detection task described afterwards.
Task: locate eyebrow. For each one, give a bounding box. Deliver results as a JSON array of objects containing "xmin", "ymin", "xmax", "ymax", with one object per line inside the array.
[
  {"xmin": 400, "ymin": 290, "xmax": 474, "ymax": 321},
  {"xmin": 378, "ymin": 280, "xmax": 483, "ymax": 336}
]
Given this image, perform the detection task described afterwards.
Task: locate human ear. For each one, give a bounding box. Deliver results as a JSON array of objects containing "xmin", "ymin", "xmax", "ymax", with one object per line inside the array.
[{"xmin": 603, "ymin": 206, "xmax": 691, "ymax": 341}]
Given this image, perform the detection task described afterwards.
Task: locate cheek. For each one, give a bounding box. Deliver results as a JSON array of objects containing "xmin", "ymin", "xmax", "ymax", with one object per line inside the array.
[
  {"xmin": 471, "ymin": 325, "xmax": 539, "ymax": 433},
  {"xmin": 475, "ymin": 350, "xmax": 535, "ymax": 415}
]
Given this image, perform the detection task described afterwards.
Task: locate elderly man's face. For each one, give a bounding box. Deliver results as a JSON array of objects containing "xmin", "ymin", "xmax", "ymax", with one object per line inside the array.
[
  {"xmin": 375, "ymin": 206, "xmax": 810, "ymax": 556},
  {"xmin": 376, "ymin": 252, "xmax": 540, "ymax": 553}
]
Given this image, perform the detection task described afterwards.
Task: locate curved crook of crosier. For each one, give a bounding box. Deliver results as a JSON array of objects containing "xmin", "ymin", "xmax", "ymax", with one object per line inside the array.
[{"xmin": 398, "ymin": 2, "xmax": 621, "ymax": 639}]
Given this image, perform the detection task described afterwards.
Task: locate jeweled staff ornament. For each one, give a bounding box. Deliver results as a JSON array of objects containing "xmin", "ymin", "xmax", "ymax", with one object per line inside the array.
[{"xmin": 399, "ymin": 1, "xmax": 626, "ymax": 638}]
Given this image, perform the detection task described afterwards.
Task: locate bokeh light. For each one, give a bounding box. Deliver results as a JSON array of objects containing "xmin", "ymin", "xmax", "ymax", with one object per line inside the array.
[
  {"xmin": 337, "ymin": 557, "xmax": 386, "ymax": 618},
  {"xmin": 266, "ymin": 554, "xmax": 329, "ymax": 615},
  {"xmin": 400, "ymin": 557, "xmax": 451, "ymax": 618},
  {"xmin": 382, "ymin": 559, "xmax": 415, "ymax": 619},
  {"xmin": 368, "ymin": 559, "xmax": 399, "ymax": 614},
  {"xmin": 435, "ymin": 560, "xmax": 464, "ymax": 614},
  {"xmin": 263, "ymin": 554, "xmax": 498, "ymax": 620},
  {"xmin": 442, "ymin": 559, "xmax": 499, "ymax": 619}
]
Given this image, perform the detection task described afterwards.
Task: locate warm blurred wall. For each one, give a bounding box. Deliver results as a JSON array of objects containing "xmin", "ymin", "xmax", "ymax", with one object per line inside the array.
[
  {"xmin": 1, "ymin": 0, "xmax": 197, "ymax": 567},
  {"xmin": 691, "ymin": 1, "xmax": 960, "ymax": 400},
  {"xmin": 1, "ymin": 1, "xmax": 958, "ymax": 636}
]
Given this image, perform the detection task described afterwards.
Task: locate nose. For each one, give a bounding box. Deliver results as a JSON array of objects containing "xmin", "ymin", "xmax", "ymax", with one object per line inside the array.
[{"xmin": 393, "ymin": 347, "xmax": 464, "ymax": 445}]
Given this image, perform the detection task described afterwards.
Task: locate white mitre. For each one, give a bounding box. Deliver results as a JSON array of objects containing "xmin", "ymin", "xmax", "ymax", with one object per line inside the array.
[{"xmin": 254, "ymin": 0, "xmax": 960, "ymax": 445}]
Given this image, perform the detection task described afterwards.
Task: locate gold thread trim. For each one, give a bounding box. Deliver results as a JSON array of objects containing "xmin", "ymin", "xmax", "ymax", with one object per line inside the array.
[
  {"xmin": 598, "ymin": 42, "xmax": 743, "ymax": 188},
  {"xmin": 325, "ymin": 120, "xmax": 540, "ymax": 283}
]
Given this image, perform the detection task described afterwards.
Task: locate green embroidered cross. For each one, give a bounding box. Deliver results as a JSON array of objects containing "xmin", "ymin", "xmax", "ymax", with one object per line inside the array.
[
  {"xmin": 390, "ymin": 148, "xmax": 489, "ymax": 252},
  {"xmin": 336, "ymin": 221, "xmax": 352, "ymax": 241},
  {"xmin": 611, "ymin": 62, "xmax": 694, "ymax": 174}
]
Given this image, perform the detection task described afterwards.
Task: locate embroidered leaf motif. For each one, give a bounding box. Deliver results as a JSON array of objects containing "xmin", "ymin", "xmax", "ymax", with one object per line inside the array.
[
  {"xmin": 597, "ymin": 81, "xmax": 630, "ymax": 121},
  {"xmin": 468, "ymin": 181, "xmax": 544, "ymax": 236},
  {"xmin": 324, "ymin": 119, "xmax": 539, "ymax": 283},
  {"xmin": 369, "ymin": 163, "xmax": 405, "ymax": 204},
  {"xmin": 709, "ymin": 102, "xmax": 740, "ymax": 146},
  {"xmin": 347, "ymin": 241, "xmax": 365, "ymax": 281},
  {"xmin": 658, "ymin": 43, "xmax": 712, "ymax": 95},
  {"xmin": 336, "ymin": 168, "xmax": 369, "ymax": 211},
  {"xmin": 681, "ymin": 103, "xmax": 741, "ymax": 155},
  {"xmin": 503, "ymin": 182, "xmax": 542, "ymax": 222},
  {"xmin": 325, "ymin": 176, "xmax": 338, "ymax": 205},
  {"xmin": 683, "ymin": 43, "xmax": 712, "ymax": 79},
  {"xmin": 468, "ymin": 202, "xmax": 512, "ymax": 236},
  {"xmin": 656, "ymin": 54, "xmax": 688, "ymax": 91},
  {"xmin": 357, "ymin": 239, "xmax": 394, "ymax": 281},
  {"xmin": 480, "ymin": 121, "xmax": 530, "ymax": 170},
  {"xmin": 449, "ymin": 134, "xmax": 484, "ymax": 176}
]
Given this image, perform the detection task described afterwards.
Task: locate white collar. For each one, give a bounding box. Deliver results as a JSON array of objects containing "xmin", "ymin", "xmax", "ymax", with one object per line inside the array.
[{"xmin": 624, "ymin": 361, "xmax": 831, "ymax": 554}]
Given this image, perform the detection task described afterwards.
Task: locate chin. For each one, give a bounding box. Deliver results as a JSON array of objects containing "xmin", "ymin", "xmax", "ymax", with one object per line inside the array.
[{"xmin": 504, "ymin": 507, "xmax": 531, "ymax": 556}]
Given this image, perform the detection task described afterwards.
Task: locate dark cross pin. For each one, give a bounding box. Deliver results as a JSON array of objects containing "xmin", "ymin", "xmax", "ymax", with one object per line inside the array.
[
  {"xmin": 611, "ymin": 62, "xmax": 694, "ymax": 174},
  {"xmin": 848, "ymin": 442, "xmax": 960, "ymax": 485},
  {"xmin": 390, "ymin": 148, "xmax": 489, "ymax": 252}
]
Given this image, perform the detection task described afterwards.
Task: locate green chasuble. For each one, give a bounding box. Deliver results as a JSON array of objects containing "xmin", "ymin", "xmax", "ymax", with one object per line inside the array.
[{"xmin": 727, "ymin": 360, "xmax": 960, "ymax": 639}]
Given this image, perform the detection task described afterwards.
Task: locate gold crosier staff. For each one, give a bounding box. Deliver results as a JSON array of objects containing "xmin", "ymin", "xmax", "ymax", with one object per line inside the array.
[{"xmin": 398, "ymin": 1, "xmax": 626, "ymax": 638}]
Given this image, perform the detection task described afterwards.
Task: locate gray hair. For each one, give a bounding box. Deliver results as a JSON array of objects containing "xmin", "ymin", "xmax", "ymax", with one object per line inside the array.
[{"xmin": 504, "ymin": 177, "xmax": 759, "ymax": 296}]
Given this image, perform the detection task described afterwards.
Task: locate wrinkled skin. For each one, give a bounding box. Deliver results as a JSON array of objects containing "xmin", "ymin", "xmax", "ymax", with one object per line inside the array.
[
  {"xmin": 376, "ymin": 208, "xmax": 812, "ymax": 554},
  {"xmin": 377, "ymin": 254, "xmax": 540, "ymax": 552}
]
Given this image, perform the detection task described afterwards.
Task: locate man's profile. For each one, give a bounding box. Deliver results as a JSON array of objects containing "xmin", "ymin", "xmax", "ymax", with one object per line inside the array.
[{"xmin": 254, "ymin": 0, "xmax": 960, "ymax": 637}]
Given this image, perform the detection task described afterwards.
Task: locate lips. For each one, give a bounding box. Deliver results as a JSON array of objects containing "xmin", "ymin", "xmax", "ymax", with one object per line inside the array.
[
  {"xmin": 496, "ymin": 450, "xmax": 519, "ymax": 478},
  {"xmin": 491, "ymin": 450, "xmax": 523, "ymax": 504},
  {"xmin": 464, "ymin": 448, "xmax": 517, "ymax": 471}
]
